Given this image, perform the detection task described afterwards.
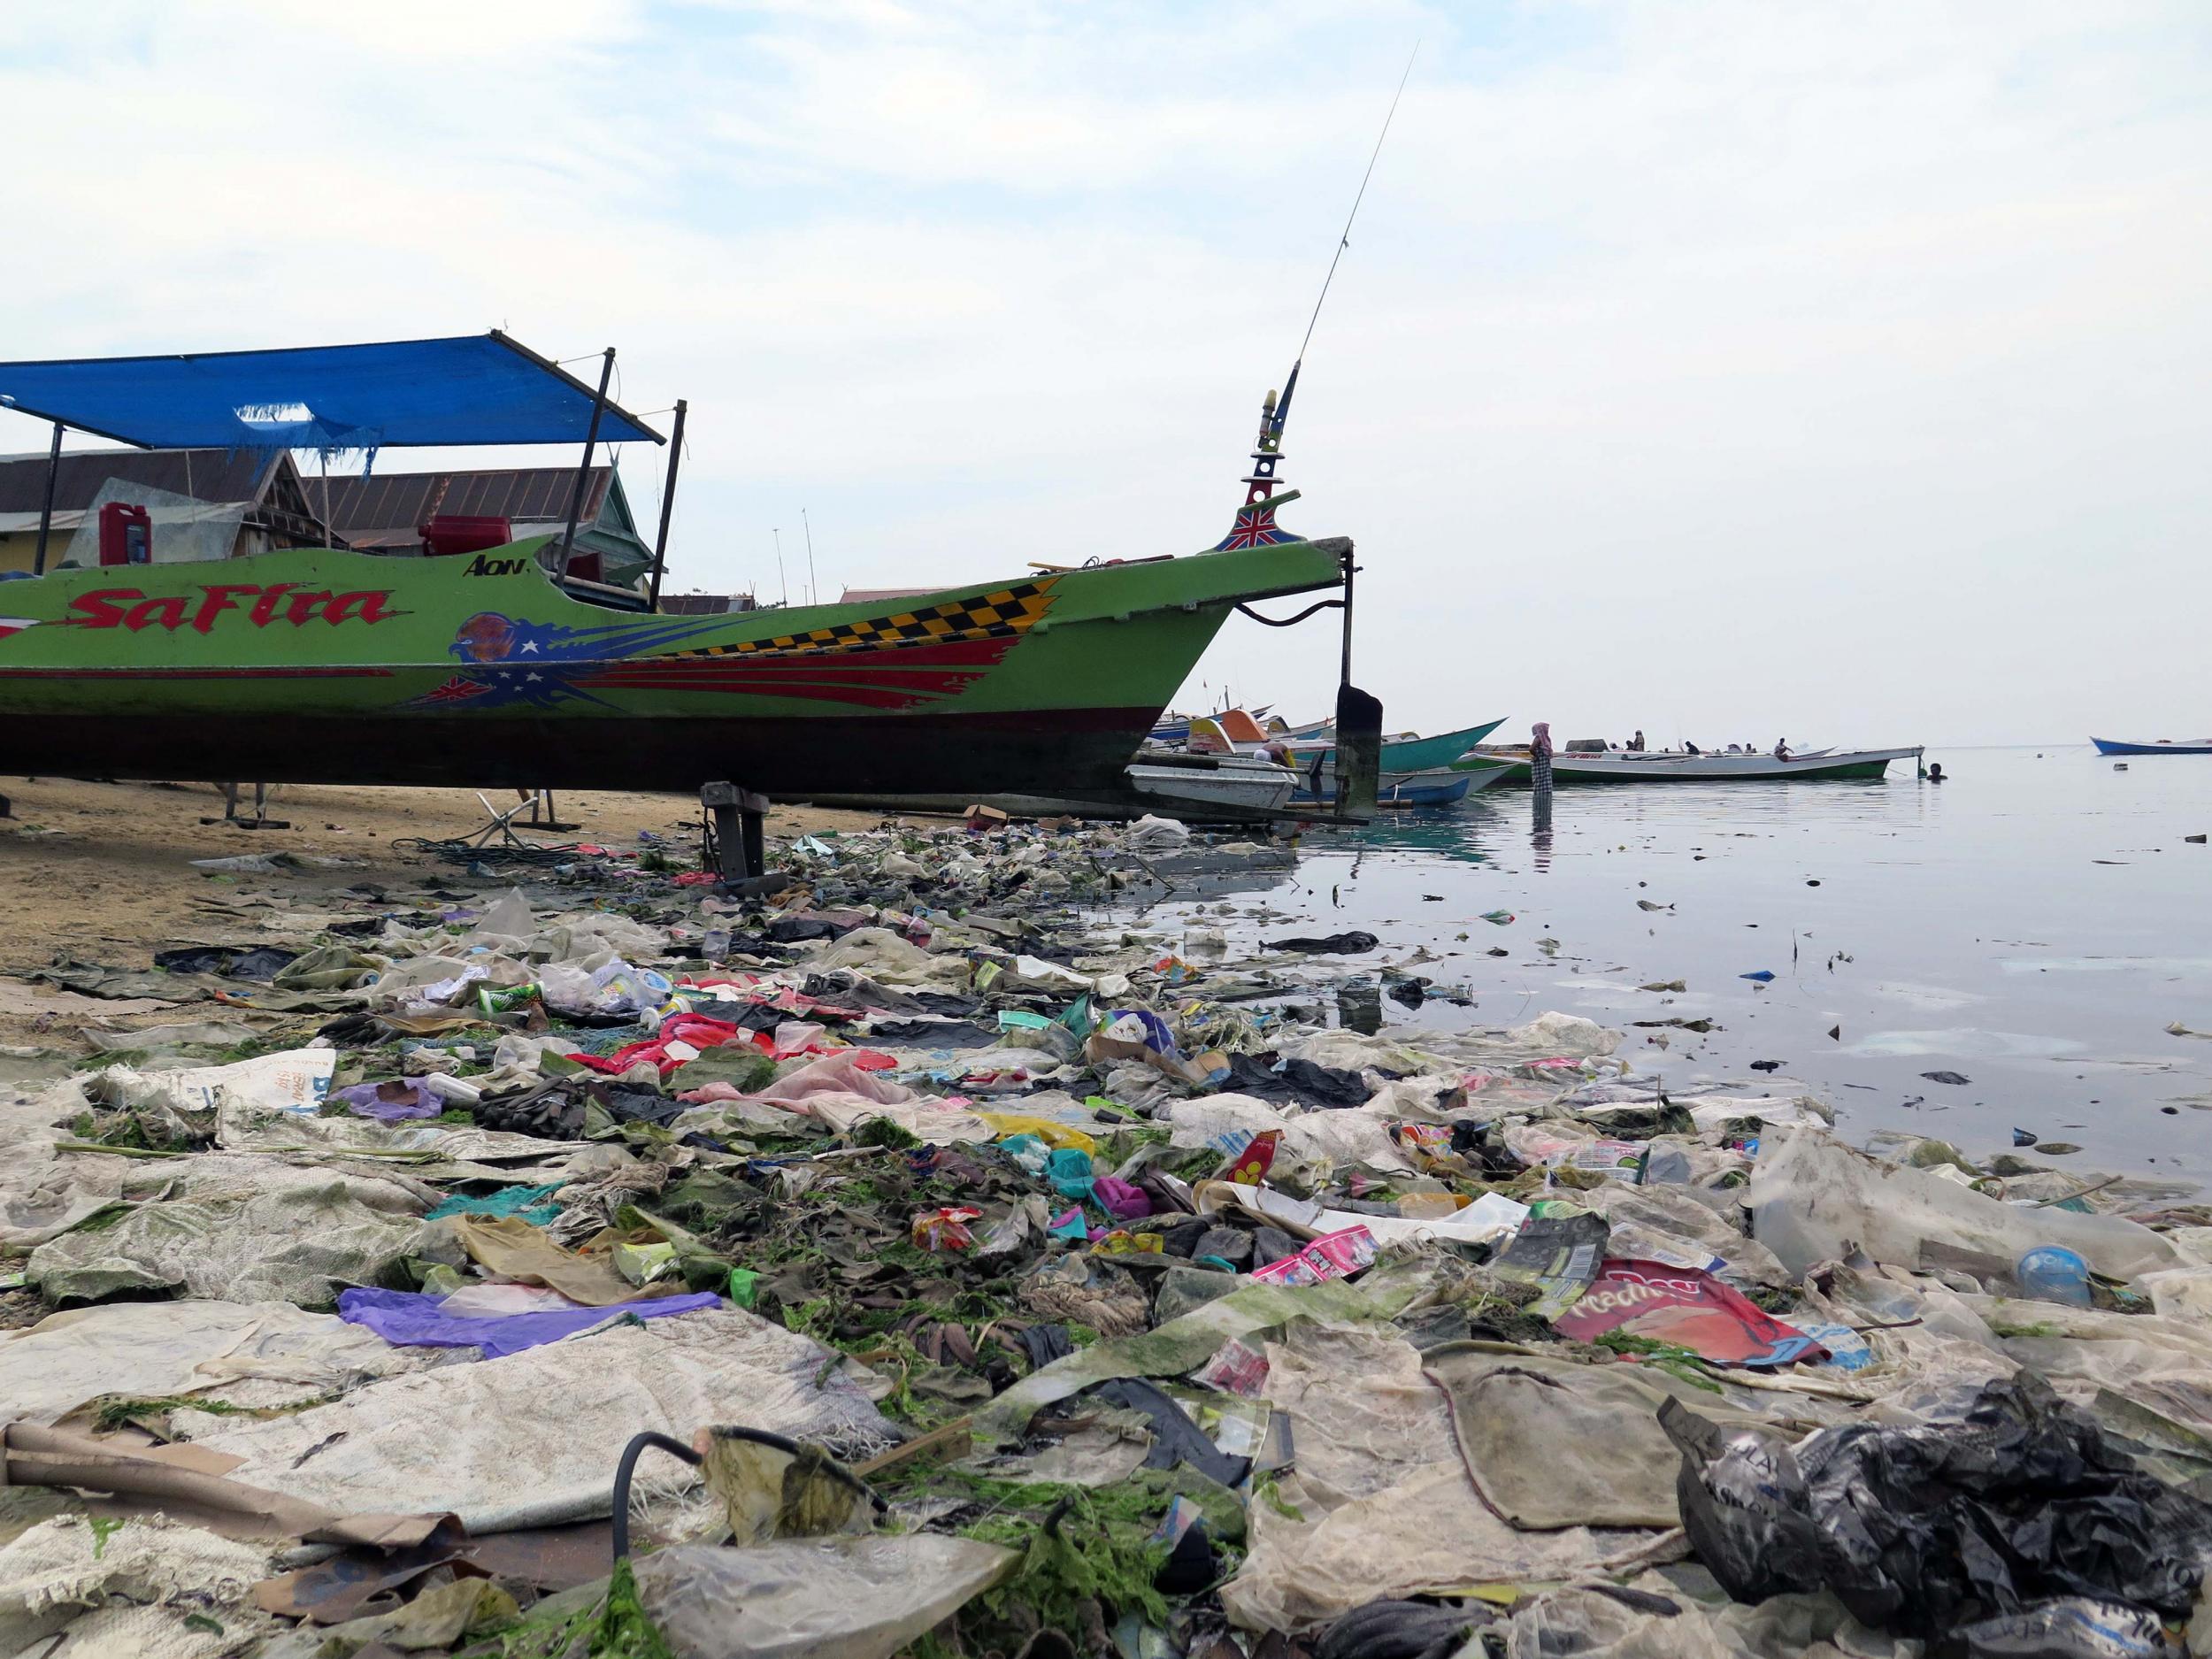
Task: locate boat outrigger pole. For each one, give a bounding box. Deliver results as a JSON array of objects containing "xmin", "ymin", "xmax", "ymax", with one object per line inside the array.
[
  {"xmin": 646, "ymin": 397, "xmax": 687, "ymax": 613},
  {"xmin": 558, "ymin": 347, "xmax": 617, "ymax": 579}
]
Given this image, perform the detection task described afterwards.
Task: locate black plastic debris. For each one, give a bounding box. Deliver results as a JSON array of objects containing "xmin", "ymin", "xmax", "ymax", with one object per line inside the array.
[
  {"xmin": 473, "ymin": 1080, "xmax": 588, "ymax": 1140},
  {"xmin": 1315, "ymin": 1599, "xmax": 1490, "ymax": 1659},
  {"xmin": 150, "ymin": 944, "xmax": 302, "ymax": 981},
  {"xmin": 1663, "ymin": 1378, "xmax": 2212, "ymax": 1643},
  {"xmin": 1221, "ymin": 1052, "xmax": 1369, "ymax": 1110},
  {"xmin": 1086, "ymin": 1379, "xmax": 1251, "ymax": 1486},
  {"xmin": 1263, "ymin": 931, "xmax": 1379, "ymax": 955},
  {"xmin": 1658, "ymin": 1397, "xmax": 1825, "ymax": 1603}
]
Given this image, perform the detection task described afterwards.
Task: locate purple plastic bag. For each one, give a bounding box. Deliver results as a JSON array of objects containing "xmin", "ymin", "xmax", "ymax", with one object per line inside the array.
[
  {"xmin": 333, "ymin": 1079, "xmax": 441, "ymax": 1122},
  {"xmin": 1092, "ymin": 1176, "xmax": 1152, "ymax": 1221},
  {"xmin": 337, "ymin": 1287, "xmax": 720, "ymax": 1358}
]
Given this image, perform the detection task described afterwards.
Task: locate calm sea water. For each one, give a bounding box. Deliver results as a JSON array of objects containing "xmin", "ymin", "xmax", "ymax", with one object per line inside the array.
[{"xmin": 1156, "ymin": 746, "xmax": 2212, "ymax": 1193}]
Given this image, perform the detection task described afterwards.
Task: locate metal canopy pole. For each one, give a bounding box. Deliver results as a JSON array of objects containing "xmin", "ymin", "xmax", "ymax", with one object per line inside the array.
[
  {"xmin": 558, "ymin": 348, "xmax": 616, "ymax": 578},
  {"xmin": 645, "ymin": 398, "xmax": 687, "ymax": 612},
  {"xmin": 31, "ymin": 421, "xmax": 62, "ymax": 575}
]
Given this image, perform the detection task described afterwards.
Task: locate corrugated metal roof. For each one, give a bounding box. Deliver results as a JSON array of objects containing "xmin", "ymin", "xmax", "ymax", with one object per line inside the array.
[
  {"xmin": 319, "ymin": 467, "xmax": 611, "ymax": 541},
  {"xmin": 0, "ymin": 446, "xmax": 276, "ymax": 514}
]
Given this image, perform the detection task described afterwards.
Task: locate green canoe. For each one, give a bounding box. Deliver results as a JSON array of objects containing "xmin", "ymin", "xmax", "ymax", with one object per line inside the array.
[{"xmin": 0, "ymin": 534, "xmax": 1349, "ymax": 797}]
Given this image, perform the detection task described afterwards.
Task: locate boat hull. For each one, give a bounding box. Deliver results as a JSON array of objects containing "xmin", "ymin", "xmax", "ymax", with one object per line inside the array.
[
  {"xmin": 1375, "ymin": 718, "xmax": 1506, "ymax": 772},
  {"xmin": 1461, "ymin": 748, "xmax": 1923, "ymax": 785},
  {"xmin": 0, "ymin": 535, "xmax": 1348, "ymax": 796},
  {"xmin": 1293, "ymin": 763, "xmax": 1478, "ymax": 808},
  {"xmin": 2090, "ymin": 738, "xmax": 2212, "ymax": 756}
]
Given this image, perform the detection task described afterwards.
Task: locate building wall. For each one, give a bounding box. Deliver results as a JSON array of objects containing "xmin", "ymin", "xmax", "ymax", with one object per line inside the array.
[
  {"xmin": 0, "ymin": 526, "xmax": 266, "ymax": 573},
  {"xmin": 0, "ymin": 531, "xmax": 60, "ymax": 574}
]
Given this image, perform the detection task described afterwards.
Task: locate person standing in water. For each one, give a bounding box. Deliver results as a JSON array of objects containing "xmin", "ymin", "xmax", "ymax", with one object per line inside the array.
[{"xmin": 1530, "ymin": 720, "xmax": 1555, "ymax": 855}]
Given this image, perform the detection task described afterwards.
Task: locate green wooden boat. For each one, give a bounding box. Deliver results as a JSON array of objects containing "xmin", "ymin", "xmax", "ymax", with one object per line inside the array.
[{"xmin": 0, "ymin": 534, "xmax": 1350, "ymax": 796}]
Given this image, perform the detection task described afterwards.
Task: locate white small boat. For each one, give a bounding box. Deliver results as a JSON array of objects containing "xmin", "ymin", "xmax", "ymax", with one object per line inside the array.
[{"xmin": 1127, "ymin": 753, "xmax": 1295, "ymax": 814}]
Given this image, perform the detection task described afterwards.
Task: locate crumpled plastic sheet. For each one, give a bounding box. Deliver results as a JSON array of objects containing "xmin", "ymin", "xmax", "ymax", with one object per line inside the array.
[
  {"xmin": 681, "ymin": 1050, "xmax": 999, "ymax": 1143},
  {"xmin": 0, "ymin": 1296, "xmax": 447, "ymax": 1425},
  {"xmin": 0, "ymin": 1515, "xmax": 276, "ymax": 1659},
  {"xmin": 1956, "ymin": 1293, "xmax": 2212, "ymax": 1439},
  {"xmin": 1168, "ymin": 1094, "xmax": 1419, "ymax": 1174},
  {"xmin": 1572, "ymin": 1181, "xmax": 1793, "ymax": 1288},
  {"xmin": 1750, "ymin": 1127, "xmax": 2181, "ymax": 1282},
  {"xmin": 216, "ymin": 1085, "xmax": 584, "ymax": 1164},
  {"xmin": 978, "ymin": 1269, "xmax": 1438, "ymax": 1440},
  {"xmin": 1784, "ymin": 1263, "xmax": 2018, "ymax": 1420},
  {"xmin": 191, "ymin": 1310, "xmax": 897, "ymax": 1533},
  {"xmin": 27, "ymin": 1177, "xmax": 431, "ymax": 1306},
  {"xmin": 811, "ymin": 927, "xmax": 973, "ymax": 990},
  {"xmin": 1223, "ymin": 1321, "xmax": 1660, "ymax": 1633},
  {"xmin": 1424, "ymin": 1346, "xmax": 1781, "ymax": 1530},
  {"xmin": 1502, "ymin": 1586, "xmax": 1914, "ymax": 1659},
  {"xmin": 634, "ymin": 1533, "xmax": 1018, "ymax": 1659}
]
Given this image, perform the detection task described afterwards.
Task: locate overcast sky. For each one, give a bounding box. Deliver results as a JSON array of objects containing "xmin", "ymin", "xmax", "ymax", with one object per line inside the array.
[{"xmin": 4, "ymin": 2, "xmax": 2207, "ymax": 745}]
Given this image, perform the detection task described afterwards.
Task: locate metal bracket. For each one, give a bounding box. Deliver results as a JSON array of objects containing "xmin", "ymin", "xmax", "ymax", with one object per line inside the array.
[{"xmin": 701, "ymin": 780, "xmax": 773, "ymax": 888}]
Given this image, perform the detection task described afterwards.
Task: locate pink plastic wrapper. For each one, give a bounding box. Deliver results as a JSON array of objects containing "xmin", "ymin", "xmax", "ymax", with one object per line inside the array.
[
  {"xmin": 1553, "ymin": 1258, "xmax": 1829, "ymax": 1368},
  {"xmin": 1248, "ymin": 1224, "xmax": 1377, "ymax": 1288},
  {"xmin": 1193, "ymin": 1337, "xmax": 1271, "ymax": 1397}
]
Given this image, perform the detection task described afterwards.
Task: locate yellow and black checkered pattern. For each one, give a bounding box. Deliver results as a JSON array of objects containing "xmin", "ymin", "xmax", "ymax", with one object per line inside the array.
[{"xmin": 670, "ymin": 580, "xmax": 1057, "ymax": 659}]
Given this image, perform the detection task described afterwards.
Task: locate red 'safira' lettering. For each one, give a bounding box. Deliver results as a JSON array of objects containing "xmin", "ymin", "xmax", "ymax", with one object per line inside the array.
[
  {"xmin": 61, "ymin": 582, "xmax": 403, "ymax": 633},
  {"xmin": 189, "ymin": 585, "xmax": 263, "ymax": 634},
  {"xmin": 248, "ymin": 584, "xmax": 301, "ymax": 626},
  {"xmin": 124, "ymin": 596, "xmax": 188, "ymax": 632},
  {"xmin": 67, "ymin": 588, "xmax": 140, "ymax": 629},
  {"xmin": 324, "ymin": 590, "xmax": 397, "ymax": 626}
]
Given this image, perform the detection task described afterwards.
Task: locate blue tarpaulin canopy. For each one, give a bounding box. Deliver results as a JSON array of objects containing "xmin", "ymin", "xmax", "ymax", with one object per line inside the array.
[{"xmin": 0, "ymin": 332, "xmax": 663, "ymax": 451}]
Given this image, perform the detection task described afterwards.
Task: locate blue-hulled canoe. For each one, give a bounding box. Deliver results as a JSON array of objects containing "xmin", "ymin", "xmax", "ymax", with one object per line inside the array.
[{"xmin": 2091, "ymin": 737, "xmax": 2212, "ymax": 756}]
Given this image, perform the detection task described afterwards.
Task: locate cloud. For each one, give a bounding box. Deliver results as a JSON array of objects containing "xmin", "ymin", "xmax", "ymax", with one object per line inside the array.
[{"xmin": 2, "ymin": 1, "xmax": 2207, "ymax": 740}]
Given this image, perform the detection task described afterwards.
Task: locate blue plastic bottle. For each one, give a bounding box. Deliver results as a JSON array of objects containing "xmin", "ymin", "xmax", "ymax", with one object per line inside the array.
[{"xmin": 2016, "ymin": 1246, "xmax": 2093, "ymax": 1308}]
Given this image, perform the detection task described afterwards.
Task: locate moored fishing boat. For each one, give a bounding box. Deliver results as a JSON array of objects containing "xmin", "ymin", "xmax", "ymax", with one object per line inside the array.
[
  {"xmin": 1458, "ymin": 747, "xmax": 1924, "ymax": 785},
  {"xmin": 2091, "ymin": 737, "xmax": 2212, "ymax": 756},
  {"xmin": 0, "ymin": 334, "xmax": 1361, "ymax": 802},
  {"xmin": 0, "ymin": 533, "xmax": 1349, "ymax": 798}
]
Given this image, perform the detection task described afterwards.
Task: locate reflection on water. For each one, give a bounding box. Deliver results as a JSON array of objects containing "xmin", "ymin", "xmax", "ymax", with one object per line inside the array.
[
  {"xmin": 1336, "ymin": 979, "xmax": 1383, "ymax": 1035},
  {"xmin": 1250, "ymin": 749, "xmax": 2212, "ymax": 1189}
]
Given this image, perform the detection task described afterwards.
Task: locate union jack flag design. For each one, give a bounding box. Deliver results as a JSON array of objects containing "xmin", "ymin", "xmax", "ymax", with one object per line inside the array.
[{"xmin": 1213, "ymin": 501, "xmax": 1303, "ymax": 551}]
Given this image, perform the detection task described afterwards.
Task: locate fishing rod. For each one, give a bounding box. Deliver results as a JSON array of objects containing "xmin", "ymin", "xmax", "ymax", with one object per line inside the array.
[
  {"xmin": 1221, "ymin": 45, "xmax": 1417, "ymax": 822},
  {"xmin": 1273, "ymin": 42, "xmax": 1419, "ymax": 433},
  {"xmin": 803, "ymin": 507, "xmax": 819, "ymax": 606}
]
